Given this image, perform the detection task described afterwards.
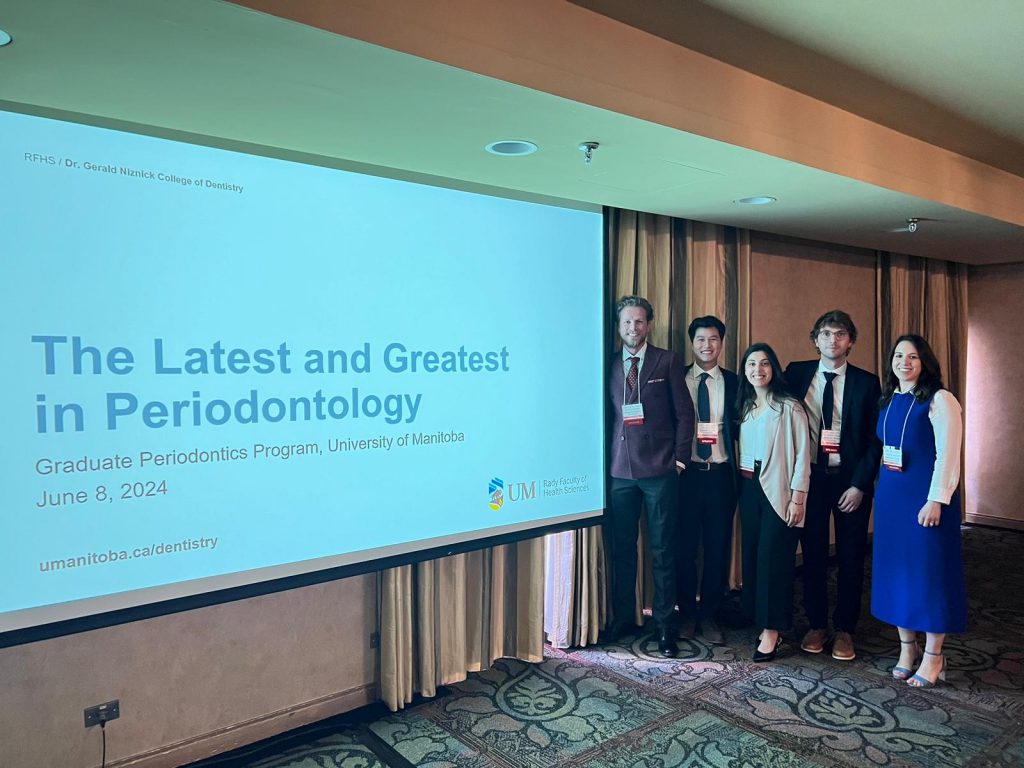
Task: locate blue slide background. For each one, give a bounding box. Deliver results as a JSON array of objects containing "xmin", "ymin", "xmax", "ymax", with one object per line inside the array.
[{"xmin": 0, "ymin": 110, "xmax": 604, "ymax": 629}]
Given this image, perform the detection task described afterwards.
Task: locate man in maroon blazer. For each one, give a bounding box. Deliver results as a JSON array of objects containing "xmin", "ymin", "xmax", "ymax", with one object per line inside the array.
[{"xmin": 605, "ymin": 296, "xmax": 695, "ymax": 657}]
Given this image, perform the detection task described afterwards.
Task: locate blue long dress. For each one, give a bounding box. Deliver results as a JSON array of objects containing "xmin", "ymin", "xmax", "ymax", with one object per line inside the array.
[{"xmin": 870, "ymin": 391, "xmax": 967, "ymax": 633}]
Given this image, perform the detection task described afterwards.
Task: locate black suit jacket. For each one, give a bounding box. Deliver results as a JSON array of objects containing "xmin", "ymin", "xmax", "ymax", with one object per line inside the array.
[
  {"xmin": 784, "ymin": 360, "xmax": 883, "ymax": 494},
  {"xmin": 721, "ymin": 367, "xmax": 740, "ymax": 470}
]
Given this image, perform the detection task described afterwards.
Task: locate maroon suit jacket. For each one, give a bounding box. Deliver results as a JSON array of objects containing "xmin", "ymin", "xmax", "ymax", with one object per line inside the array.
[{"xmin": 608, "ymin": 344, "xmax": 695, "ymax": 479}]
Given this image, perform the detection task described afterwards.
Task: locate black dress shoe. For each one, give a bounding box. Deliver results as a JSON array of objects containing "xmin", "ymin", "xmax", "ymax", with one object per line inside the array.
[
  {"xmin": 600, "ymin": 622, "xmax": 634, "ymax": 644},
  {"xmin": 657, "ymin": 628, "xmax": 678, "ymax": 658},
  {"xmin": 753, "ymin": 637, "xmax": 780, "ymax": 663}
]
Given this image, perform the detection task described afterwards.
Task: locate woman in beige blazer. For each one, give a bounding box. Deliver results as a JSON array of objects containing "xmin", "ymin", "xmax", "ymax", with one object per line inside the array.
[{"xmin": 736, "ymin": 343, "xmax": 812, "ymax": 662}]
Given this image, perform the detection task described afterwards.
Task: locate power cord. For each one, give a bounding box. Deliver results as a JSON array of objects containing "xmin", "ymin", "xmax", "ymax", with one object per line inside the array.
[{"xmin": 100, "ymin": 720, "xmax": 107, "ymax": 768}]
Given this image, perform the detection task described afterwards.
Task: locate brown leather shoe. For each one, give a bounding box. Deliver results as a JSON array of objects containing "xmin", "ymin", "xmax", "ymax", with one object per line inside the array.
[
  {"xmin": 800, "ymin": 628, "xmax": 827, "ymax": 654},
  {"xmin": 677, "ymin": 616, "xmax": 697, "ymax": 640},
  {"xmin": 698, "ymin": 619, "xmax": 726, "ymax": 646},
  {"xmin": 831, "ymin": 631, "xmax": 856, "ymax": 661}
]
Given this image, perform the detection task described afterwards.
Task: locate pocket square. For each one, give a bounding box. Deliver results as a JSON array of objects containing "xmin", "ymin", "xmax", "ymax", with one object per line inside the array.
[{"xmin": 647, "ymin": 378, "xmax": 666, "ymax": 383}]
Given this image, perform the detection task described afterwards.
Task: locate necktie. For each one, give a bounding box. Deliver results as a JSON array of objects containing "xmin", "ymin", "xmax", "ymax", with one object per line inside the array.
[
  {"xmin": 626, "ymin": 356, "xmax": 640, "ymax": 395},
  {"xmin": 819, "ymin": 371, "xmax": 838, "ymax": 463},
  {"xmin": 697, "ymin": 372, "xmax": 712, "ymax": 460},
  {"xmin": 821, "ymin": 371, "xmax": 837, "ymax": 429}
]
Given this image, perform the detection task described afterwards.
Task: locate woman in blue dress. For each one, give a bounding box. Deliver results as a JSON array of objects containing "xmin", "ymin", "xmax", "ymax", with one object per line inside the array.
[{"xmin": 871, "ymin": 334, "xmax": 966, "ymax": 687}]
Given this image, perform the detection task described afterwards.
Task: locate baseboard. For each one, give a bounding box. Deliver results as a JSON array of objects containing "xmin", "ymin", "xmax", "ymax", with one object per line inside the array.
[
  {"xmin": 966, "ymin": 513, "xmax": 1024, "ymax": 531},
  {"xmin": 112, "ymin": 683, "xmax": 378, "ymax": 768}
]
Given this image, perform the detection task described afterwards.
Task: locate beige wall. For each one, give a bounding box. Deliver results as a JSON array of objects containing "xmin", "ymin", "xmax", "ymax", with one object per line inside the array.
[
  {"xmin": 1, "ymin": 575, "xmax": 377, "ymax": 767},
  {"xmin": 750, "ymin": 234, "xmax": 878, "ymax": 373},
  {"xmin": 965, "ymin": 263, "xmax": 1024, "ymax": 529}
]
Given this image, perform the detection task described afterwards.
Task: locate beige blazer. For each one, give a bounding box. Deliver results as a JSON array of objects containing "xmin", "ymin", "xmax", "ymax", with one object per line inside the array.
[{"xmin": 744, "ymin": 397, "xmax": 812, "ymax": 524}]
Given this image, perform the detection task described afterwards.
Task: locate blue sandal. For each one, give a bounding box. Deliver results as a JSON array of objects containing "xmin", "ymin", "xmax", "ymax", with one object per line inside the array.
[
  {"xmin": 907, "ymin": 649, "xmax": 946, "ymax": 688},
  {"xmin": 891, "ymin": 638, "xmax": 919, "ymax": 680}
]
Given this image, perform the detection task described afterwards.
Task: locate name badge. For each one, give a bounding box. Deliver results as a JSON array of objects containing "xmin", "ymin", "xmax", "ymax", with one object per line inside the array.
[
  {"xmin": 739, "ymin": 453, "xmax": 755, "ymax": 479},
  {"xmin": 882, "ymin": 445, "xmax": 903, "ymax": 472},
  {"xmin": 622, "ymin": 402, "xmax": 645, "ymax": 426},
  {"xmin": 697, "ymin": 422, "xmax": 718, "ymax": 445},
  {"xmin": 820, "ymin": 428, "xmax": 841, "ymax": 454}
]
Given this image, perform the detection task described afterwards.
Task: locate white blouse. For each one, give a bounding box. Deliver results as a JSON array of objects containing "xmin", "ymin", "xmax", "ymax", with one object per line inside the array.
[
  {"xmin": 739, "ymin": 401, "xmax": 773, "ymax": 463},
  {"xmin": 926, "ymin": 389, "xmax": 963, "ymax": 505}
]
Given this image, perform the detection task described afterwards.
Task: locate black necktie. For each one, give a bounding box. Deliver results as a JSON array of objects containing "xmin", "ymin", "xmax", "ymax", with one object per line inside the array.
[
  {"xmin": 819, "ymin": 371, "xmax": 838, "ymax": 463},
  {"xmin": 697, "ymin": 372, "xmax": 711, "ymax": 460}
]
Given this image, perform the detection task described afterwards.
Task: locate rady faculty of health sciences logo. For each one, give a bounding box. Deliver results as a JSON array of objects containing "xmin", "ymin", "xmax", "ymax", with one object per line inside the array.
[
  {"xmin": 488, "ymin": 477, "xmax": 537, "ymax": 510},
  {"xmin": 489, "ymin": 478, "xmax": 504, "ymax": 511}
]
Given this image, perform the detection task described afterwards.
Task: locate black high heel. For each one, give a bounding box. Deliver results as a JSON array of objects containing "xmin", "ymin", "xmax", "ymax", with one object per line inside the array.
[{"xmin": 753, "ymin": 634, "xmax": 781, "ymax": 663}]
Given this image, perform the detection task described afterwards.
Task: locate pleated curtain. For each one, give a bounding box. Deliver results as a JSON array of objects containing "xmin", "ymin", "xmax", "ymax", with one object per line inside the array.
[{"xmin": 545, "ymin": 210, "xmax": 752, "ymax": 647}]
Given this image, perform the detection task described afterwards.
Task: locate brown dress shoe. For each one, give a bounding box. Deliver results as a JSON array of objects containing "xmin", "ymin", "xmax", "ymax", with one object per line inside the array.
[
  {"xmin": 698, "ymin": 619, "xmax": 726, "ymax": 645},
  {"xmin": 831, "ymin": 631, "xmax": 856, "ymax": 661},
  {"xmin": 677, "ymin": 616, "xmax": 697, "ymax": 640},
  {"xmin": 800, "ymin": 628, "xmax": 827, "ymax": 654}
]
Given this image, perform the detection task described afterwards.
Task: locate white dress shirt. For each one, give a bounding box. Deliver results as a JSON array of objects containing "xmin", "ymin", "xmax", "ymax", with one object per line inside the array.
[
  {"xmin": 804, "ymin": 360, "xmax": 847, "ymax": 467},
  {"xmin": 621, "ymin": 343, "xmax": 647, "ymax": 377},
  {"xmin": 686, "ymin": 363, "xmax": 727, "ymax": 463}
]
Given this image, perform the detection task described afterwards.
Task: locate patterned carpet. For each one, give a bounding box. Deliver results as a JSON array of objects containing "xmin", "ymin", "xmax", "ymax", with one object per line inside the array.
[{"xmin": 188, "ymin": 526, "xmax": 1024, "ymax": 767}]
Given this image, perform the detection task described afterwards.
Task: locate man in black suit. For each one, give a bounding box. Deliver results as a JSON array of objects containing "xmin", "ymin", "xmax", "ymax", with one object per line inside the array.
[
  {"xmin": 606, "ymin": 296, "xmax": 695, "ymax": 658},
  {"xmin": 676, "ymin": 316, "xmax": 739, "ymax": 646},
  {"xmin": 785, "ymin": 310, "xmax": 882, "ymax": 662}
]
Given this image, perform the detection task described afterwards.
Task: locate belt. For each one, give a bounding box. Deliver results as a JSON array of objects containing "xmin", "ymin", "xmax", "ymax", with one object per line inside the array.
[
  {"xmin": 692, "ymin": 461, "xmax": 730, "ymax": 472},
  {"xmin": 813, "ymin": 464, "xmax": 841, "ymax": 475}
]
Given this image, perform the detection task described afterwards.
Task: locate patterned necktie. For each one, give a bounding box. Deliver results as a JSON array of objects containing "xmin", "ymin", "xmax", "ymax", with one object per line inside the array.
[
  {"xmin": 626, "ymin": 356, "xmax": 640, "ymax": 394},
  {"xmin": 819, "ymin": 371, "xmax": 838, "ymax": 463},
  {"xmin": 697, "ymin": 372, "xmax": 712, "ymax": 460}
]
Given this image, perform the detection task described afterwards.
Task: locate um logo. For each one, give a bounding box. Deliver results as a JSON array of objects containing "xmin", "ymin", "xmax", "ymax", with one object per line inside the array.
[
  {"xmin": 489, "ymin": 477, "xmax": 504, "ymax": 511},
  {"xmin": 488, "ymin": 478, "xmax": 537, "ymax": 510},
  {"xmin": 507, "ymin": 480, "xmax": 536, "ymax": 502}
]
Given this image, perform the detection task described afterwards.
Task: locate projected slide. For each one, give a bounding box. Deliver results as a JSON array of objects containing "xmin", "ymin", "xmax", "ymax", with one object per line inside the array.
[{"xmin": 0, "ymin": 110, "xmax": 604, "ymax": 636}]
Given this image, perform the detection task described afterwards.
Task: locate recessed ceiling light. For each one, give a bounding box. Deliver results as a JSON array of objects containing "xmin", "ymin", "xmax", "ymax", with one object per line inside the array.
[
  {"xmin": 736, "ymin": 196, "xmax": 776, "ymax": 205},
  {"xmin": 0, "ymin": 29, "xmax": 12, "ymax": 47},
  {"xmin": 485, "ymin": 140, "xmax": 538, "ymax": 157}
]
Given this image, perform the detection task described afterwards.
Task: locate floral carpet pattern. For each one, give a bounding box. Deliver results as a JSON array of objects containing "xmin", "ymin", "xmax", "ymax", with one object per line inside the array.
[{"xmin": 189, "ymin": 527, "xmax": 1024, "ymax": 767}]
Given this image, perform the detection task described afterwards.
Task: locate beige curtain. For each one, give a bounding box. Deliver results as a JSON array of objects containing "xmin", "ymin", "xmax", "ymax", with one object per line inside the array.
[
  {"xmin": 544, "ymin": 209, "xmax": 751, "ymax": 647},
  {"xmin": 379, "ymin": 539, "xmax": 544, "ymax": 711},
  {"xmin": 876, "ymin": 252, "xmax": 968, "ymax": 400},
  {"xmin": 543, "ymin": 526, "xmax": 607, "ymax": 648}
]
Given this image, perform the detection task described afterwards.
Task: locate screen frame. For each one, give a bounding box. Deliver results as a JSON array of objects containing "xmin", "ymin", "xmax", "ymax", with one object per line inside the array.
[{"xmin": 0, "ymin": 104, "xmax": 611, "ymax": 649}]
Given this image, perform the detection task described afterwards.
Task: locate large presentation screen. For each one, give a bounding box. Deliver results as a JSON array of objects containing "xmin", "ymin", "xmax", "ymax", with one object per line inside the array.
[{"xmin": 0, "ymin": 110, "xmax": 605, "ymax": 642}]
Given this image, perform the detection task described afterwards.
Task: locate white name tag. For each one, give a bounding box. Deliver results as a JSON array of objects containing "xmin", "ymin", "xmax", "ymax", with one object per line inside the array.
[
  {"xmin": 739, "ymin": 453, "xmax": 755, "ymax": 478},
  {"xmin": 697, "ymin": 422, "xmax": 718, "ymax": 444},
  {"xmin": 821, "ymin": 427, "xmax": 841, "ymax": 454},
  {"xmin": 622, "ymin": 402, "xmax": 645, "ymax": 426},
  {"xmin": 882, "ymin": 445, "xmax": 903, "ymax": 472}
]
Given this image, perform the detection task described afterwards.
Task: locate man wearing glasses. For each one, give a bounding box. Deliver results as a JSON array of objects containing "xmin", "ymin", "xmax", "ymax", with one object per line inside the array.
[{"xmin": 785, "ymin": 311, "xmax": 882, "ymax": 662}]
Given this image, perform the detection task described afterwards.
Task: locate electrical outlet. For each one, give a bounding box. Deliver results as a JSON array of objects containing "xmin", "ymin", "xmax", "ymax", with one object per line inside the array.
[
  {"xmin": 84, "ymin": 699, "xmax": 120, "ymax": 728},
  {"xmin": 369, "ymin": 631, "xmax": 380, "ymax": 649}
]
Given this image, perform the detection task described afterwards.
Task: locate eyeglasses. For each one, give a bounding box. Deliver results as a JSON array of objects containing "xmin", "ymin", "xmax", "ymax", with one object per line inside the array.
[{"xmin": 818, "ymin": 330, "xmax": 849, "ymax": 340}]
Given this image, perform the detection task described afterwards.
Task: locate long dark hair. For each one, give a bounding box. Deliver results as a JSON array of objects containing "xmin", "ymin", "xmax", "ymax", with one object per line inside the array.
[
  {"xmin": 880, "ymin": 334, "xmax": 944, "ymax": 406},
  {"xmin": 736, "ymin": 343, "xmax": 797, "ymax": 419}
]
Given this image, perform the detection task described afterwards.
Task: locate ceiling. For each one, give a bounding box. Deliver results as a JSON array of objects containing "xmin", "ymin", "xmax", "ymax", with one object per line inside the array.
[
  {"xmin": 1, "ymin": 0, "xmax": 1022, "ymax": 264},
  {"xmin": 576, "ymin": 0, "xmax": 1024, "ymax": 174}
]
